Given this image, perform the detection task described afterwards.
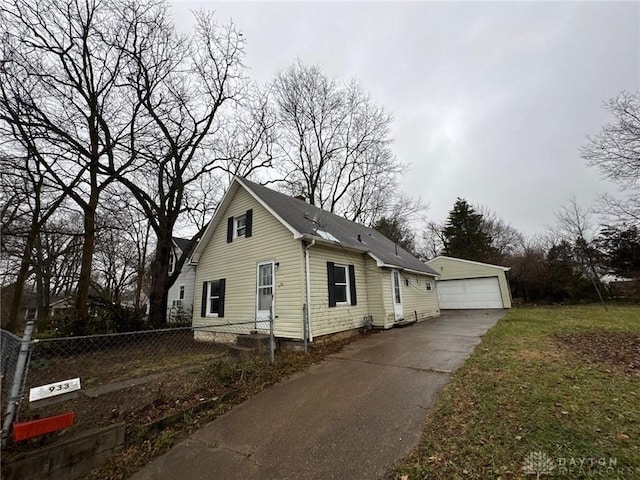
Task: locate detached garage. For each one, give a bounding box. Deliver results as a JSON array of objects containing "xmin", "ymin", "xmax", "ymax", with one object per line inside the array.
[{"xmin": 426, "ymin": 256, "xmax": 512, "ymax": 309}]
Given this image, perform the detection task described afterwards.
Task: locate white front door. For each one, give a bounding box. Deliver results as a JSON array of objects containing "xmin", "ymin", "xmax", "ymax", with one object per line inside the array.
[
  {"xmin": 256, "ymin": 261, "xmax": 274, "ymax": 330},
  {"xmin": 391, "ymin": 270, "xmax": 404, "ymax": 322}
]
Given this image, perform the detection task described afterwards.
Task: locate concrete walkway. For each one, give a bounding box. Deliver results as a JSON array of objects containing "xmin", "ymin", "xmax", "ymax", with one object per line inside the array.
[{"xmin": 132, "ymin": 310, "xmax": 504, "ymax": 480}]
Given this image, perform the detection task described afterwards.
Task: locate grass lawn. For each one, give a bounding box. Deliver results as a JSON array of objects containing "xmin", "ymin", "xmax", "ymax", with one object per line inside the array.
[{"xmin": 391, "ymin": 305, "xmax": 640, "ymax": 480}]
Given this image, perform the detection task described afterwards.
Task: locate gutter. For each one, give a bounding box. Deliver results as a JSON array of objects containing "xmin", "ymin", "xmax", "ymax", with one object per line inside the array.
[
  {"xmin": 295, "ymin": 233, "xmax": 369, "ymax": 253},
  {"xmin": 304, "ymin": 239, "xmax": 316, "ymax": 342}
]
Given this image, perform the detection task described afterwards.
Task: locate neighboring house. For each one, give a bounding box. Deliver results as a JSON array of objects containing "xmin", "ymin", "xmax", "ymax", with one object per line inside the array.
[
  {"xmin": 167, "ymin": 237, "xmax": 197, "ymax": 322},
  {"xmin": 190, "ymin": 177, "xmax": 440, "ymax": 342},
  {"xmin": 426, "ymin": 256, "xmax": 512, "ymax": 309}
]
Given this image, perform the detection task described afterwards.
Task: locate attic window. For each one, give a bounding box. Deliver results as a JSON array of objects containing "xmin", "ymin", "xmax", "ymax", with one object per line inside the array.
[
  {"xmin": 235, "ymin": 214, "xmax": 247, "ymax": 238},
  {"xmin": 227, "ymin": 209, "xmax": 253, "ymax": 243},
  {"xmin": 316, "ymin": 230, "xmax": 339, "ymax": 242}
]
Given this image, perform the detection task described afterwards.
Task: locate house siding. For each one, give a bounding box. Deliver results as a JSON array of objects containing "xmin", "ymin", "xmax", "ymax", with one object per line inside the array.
[
  {"xmin": 307, "ymin": 244, "xmax": 370, "ymax": 338},
  {"xmin": 374, "ymin": 269, "xmax": 439, "ymax": 328},
  {"xmin": 193, "ymin": 187, "xmax": 305, "ymax": 338},
  {"xmin": 396, "ymin": 271, "xmax": 440, "ymax": 324},
  {"xmin": 365, "ymin": 257, "xmax": 386, "ymax": 328},
  {"xmin": 427, "ymin": 257, "xmax": 511, "ymax": 308},
  {"xmin": 381, "ymin": 269, "xmax": 395, "ymax": 328},
  {"xmin": 168, "ymin": 264, "xmax": 196, "ymax": 320}
]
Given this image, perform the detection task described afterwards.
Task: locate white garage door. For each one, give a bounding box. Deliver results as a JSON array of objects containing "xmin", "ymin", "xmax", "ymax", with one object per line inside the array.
[{"xmin": 437, "ymin": 277, "xmax": 504, "ymax": 309}]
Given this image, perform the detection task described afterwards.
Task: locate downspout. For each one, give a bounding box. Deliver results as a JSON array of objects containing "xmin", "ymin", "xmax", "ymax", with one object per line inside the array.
[{"xmin": 304, "ymin": 240, "xmax": 316, "ymax": 342}]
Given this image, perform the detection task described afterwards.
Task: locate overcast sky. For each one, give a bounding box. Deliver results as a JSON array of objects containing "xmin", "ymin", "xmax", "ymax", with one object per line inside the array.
[{"xmin": 171, "ymin": 1, "xmax": 639, "ymax": 237}]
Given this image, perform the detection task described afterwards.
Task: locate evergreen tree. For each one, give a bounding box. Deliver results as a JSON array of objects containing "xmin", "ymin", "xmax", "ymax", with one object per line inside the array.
[
  {"xmin": 442, "ymin": 198, "xmax": 495, "ymax": 262},
  {"xmin": 373, "ymin": 216, "xmax": 416, "ymax": 256},
  {"xmin": 596, "ymin": 224, "xmax": 640, "ymax": 279}
]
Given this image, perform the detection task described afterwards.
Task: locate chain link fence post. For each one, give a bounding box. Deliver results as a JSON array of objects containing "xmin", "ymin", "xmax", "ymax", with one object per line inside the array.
[
  {"xmin": 2, "ymin": 321, "xmax": 34, "ymax": 447},
  {"xmin": 303, "ymin": 304, "xmax": 308, "ymax": 353},
  {"xmin": 269, "ymin": 307, "xmax": 275, "ymax": 365}
]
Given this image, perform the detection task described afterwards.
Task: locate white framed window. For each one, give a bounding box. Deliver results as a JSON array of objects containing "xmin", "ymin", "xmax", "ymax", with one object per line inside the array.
[
  {"xmin": 168, "ymin": 252, "xmax": 175, "ymax": 274},
  {"xmin": 333, "ymin": 264, "xmax": 350, "ymax": 304},
  {"xmin": 201, "ymin": 279, "xmax": 225, "ymax": 317},
  {"xmin": 426, "ymin": 281, "xmax": 432, "ymax": 291},
  {"xmin": 234, "ymin": 214, "xmax": 247, "ymax": 238},
  {"xmin": 208, "ymin": 281, "xmax": 221, "ymax": 316},
  {"xmin": 327, "ymin": 262, "xmax": 357, "ymax": 307},
  {"xmin": 179, "ymin": 285, "xmax": 185, "ymax": 300}
]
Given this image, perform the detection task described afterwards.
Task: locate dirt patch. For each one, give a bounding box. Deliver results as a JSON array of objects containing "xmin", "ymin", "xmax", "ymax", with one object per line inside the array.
[
  {"xmin": 11, "ymin": 332, "xmax": 372, "ymax": 480},
  {"xmin": 555, "ymin": 330, "xmax": 640, "ymax": 374}
]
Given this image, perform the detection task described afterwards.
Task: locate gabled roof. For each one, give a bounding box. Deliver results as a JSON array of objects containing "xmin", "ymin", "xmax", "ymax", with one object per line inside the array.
[
  {"xmin": 426, "ymin": 255, "xmax": 511, "ymax": 272},
  {"xmin": 192, "ymin": 177, "xmax": 438, "ymax": 276},
  {"xmin": 172, "ymin": 237, "xmax": 194, "ymax": 255}
]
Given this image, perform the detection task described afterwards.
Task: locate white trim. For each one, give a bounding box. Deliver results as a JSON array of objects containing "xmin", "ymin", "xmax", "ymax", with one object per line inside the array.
[
  {"xmin": 332, "ymin": 263, "xmax": 351, "ymax": 305},
  {"xmin": 368, "ymin": 252, "xmax": 440, "ymax": 277},
  {"xmin": 304, "ymin": 240, "xmax": 316, "ymax": 342},
  {"xmin": 233, "ymin": 213, "xmax": 247, "ymax": 238},
  {"xmin": 192, "ymin": 177, "xmax": 301, "ymax": 263},
  {"xmin": 391, "ymin": 269, "xmax": 404, "ymax": 322},
  {"xmin": 256, "ymin": 260, "xmax": 275, "ymax": 330},
  {"xmin": 297, "ymin": 233, "xmax": 368, "ymax": 252},
  {"xmin": 426, "ymin": 255, "xmax": 511, "ymax": 272},
  {"xmin": 237, "ymin": 177, "xmax": 300, "ymax": 237},
  {"xmin": 206, "ymin": 280, "xmax": 221, "ymax": 317}
]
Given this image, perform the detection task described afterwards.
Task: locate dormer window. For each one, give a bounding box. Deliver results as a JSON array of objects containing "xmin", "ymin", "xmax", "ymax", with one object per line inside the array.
[{"xmin": 226, "ymin": 209, "xmax": 253, "ymax": 243}]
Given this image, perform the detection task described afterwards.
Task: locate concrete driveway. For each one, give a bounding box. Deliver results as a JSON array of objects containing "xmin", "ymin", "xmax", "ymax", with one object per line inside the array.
[{"xmin": 132, "ymin": 310, "xmax": 505, "ymax": 480}]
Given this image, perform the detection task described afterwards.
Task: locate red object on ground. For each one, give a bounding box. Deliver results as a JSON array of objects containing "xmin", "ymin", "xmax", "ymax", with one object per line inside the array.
[{"xmin": 12, "ymin": 411, "xmax": 75, "ymax": 441}]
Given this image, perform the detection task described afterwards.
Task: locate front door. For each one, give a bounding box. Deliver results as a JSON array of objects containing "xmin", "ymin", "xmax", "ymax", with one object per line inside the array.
[
  {"xmin": 392, "ymin": 270, "xmax": 404, "ymax": 322},
  {"xmin": 256, "ymin": 261, "xmax": 274, "ymax": 331}
]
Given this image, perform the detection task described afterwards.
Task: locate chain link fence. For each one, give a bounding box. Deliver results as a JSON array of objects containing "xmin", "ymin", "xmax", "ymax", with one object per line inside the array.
[
  {"xmin": 2, "ymin": 317, "xmax": 274, "ymax": 454},
  {"xmin": 1, "ymin": 329, "xmax": 22, "ymax": 413}
]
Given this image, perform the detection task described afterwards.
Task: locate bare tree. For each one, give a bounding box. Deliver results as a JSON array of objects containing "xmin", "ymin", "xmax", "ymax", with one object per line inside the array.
[
  {"xmin": 476, "ymin": 204, "xmax": 524, "ymax": 261},
  {"xmin": 0, "ymin": 154, "xmax": 71, "ymax": 331},
  {"xmin": 421, "ymin": 220, "xmax": 446, "ymax": 260},
  {"xmin": 91, "ymin": 196, "xmax": 149, "ymax": 305},
  {"xmin": 0, "ymin": 0, "xmax": 146, "ymax": 329},
  {"xmin": 271, "ymin": 61, "xmax": 404, "ymax": 225},
  {"xmin": 103, "ymin": 8, "xmax": 272, "ymax": 327},
  {"xmin": 555, "ymin": 197, "xmax": 607, "ymax": 307},
  {"xmin": 582, "ymin": 91, "xmax": 640, "ymax": 225}
]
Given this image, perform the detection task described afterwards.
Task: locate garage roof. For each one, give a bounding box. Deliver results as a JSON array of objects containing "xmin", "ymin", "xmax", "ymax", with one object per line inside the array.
[{"xmin": 426, "ymin": 256, "xmax": 510, "ymax": 272}]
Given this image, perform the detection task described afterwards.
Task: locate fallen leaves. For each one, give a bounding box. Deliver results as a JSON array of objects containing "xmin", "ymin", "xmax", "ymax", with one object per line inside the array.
[{"xmin": 555, "ymin": 331, "xmax": 640, "ymax": 375}]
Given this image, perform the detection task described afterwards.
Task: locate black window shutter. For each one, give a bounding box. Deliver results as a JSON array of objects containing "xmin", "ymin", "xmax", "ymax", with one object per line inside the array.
[
  {"xmin": 327, "ymin": 261, "xmax": 336, "ymax": 308},
  {"xmin": 348, "ymin": 264, "xmax": 357, "ymax": 306},
  {"xmin": 218, "ymin": 278, "xmax": 226, "ymax": 317},
  {"xmin": 201, "ymin": 282, "xmax": 208, "ymax": 317},
  {"xmin": 227, "ymin": 217, "xmax": 234, "ymax": 243},
  {"xmin": 245, "ymin": 209, "xmax": 253, "ymax": 237}
]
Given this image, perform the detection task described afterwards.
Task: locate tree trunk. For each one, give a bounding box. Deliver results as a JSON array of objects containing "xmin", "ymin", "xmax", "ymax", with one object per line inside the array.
[
  {"xmin": 6, "ymin": 223, "xmax": 39, "ymax": 332},
  {"xmin": 73, "ymin": 189, "xmax": 99, "ymax": 334},
  {"xmin": 147, "ymin": 232, "xmax": 171, "ymax": 328}
]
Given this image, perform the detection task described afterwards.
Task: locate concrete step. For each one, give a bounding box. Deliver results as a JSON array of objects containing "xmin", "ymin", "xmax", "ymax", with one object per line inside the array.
[{"xmin": 393, "ymin": 319, "xmax": 416, "ymax": 328}]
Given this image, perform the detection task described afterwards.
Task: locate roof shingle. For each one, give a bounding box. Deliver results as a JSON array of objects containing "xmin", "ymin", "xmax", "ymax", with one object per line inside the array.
[{"xmin": 240, "ymin": 178, "xmax": 438, "ymax": 276}]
